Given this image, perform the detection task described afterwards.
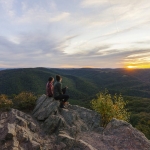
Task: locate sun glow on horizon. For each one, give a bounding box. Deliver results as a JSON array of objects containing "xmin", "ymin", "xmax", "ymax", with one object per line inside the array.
[
  {"xmin": 127, "ymin": 66, "xmax": 137, "ymax": 69},
  {"xmin": 124, "ymin": 52, "xmax": 150, "ymax": 69},
  {"xmin": 126, "ymin": 64, "xmax": 150, "ymax": 69}
]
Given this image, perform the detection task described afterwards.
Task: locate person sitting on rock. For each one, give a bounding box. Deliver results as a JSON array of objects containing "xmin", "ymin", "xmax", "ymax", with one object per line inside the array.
[
  {"xmin": 46, "ymin": 77, "xmax": 54, "ymax": 97},
  {"xmin": 54, "ymin": 75, "xmax": 69, "ymax": 108}
]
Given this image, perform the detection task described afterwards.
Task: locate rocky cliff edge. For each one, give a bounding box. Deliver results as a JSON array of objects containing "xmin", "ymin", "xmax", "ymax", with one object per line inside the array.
[{"xmin": 0, "ymin": 94, "xmax": 150, "ymax": 150}]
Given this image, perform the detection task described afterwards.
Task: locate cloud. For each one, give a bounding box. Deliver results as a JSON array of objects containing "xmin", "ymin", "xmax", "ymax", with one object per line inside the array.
[
  {"xmin": 0, "ymin": 31, "xmax": 82, "ymax": 68},
  {"xmin": 0, "ymin": 33, "xmax": 114, "ymax": 68},
  {"xmin": 68, "ymin": 45, "xmax": 111, "ymax": 56},
  {"xmin": 81, "ymin": 0, "xmax": 149, "ymax": 8},
  {"xmin": 127, "ymin": 52, "xmax": 150, "ymax": 59},
  {"xmin": 134, "ymin": 40, "xmax": 150, "ymax": 45},
  {"xmin": 123, "ymin": 49, "xmax": 150, "ymax": 68},
  {"xmin": 0, "ymin": 0, "xmax": 15, "ymax": 17},
  {"xmin": 0, "ymin": 0, "xmax": 70, "ymax": 25},
  {"xmin": 15, "ymin": 8, "xmax": 70, "ymax": 24},
  {"xmin": 79, "ymin": 0, "xmax": 150, "ymax": 31},
  {"xmin": 81, "ymin": 0, "xmax": 107, "ymax": 7},
  {"xmin": 75, "ymin": 19, "xmax": 150, "ymax": 47},
  {"xmin": 0, "ymin": 36, "xmax": 18, "ymax": 53},
  {"xmin": 1, "ymin": 32, "xmax": 150, "ymax": 68}
]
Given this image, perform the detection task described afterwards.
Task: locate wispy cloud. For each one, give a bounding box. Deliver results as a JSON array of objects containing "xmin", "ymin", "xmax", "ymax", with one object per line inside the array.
[
  {"xmin": 127, "ymin": 52, "xmax": 150, "ymax": 58},
  {"xmin": 0, "ymin": 0, "xmax": 15, "ymax": 17},
  {"xmin": 0, "ymin": 0, "xmax": 70, "ymax": 25},
  {"xmin": 123, "ymin": 49, "xmax": 150, "ymax": 68},
  {"xmin": 80, "ymin": 0, "xmax": 150, "ymax": 30},
  {"xmin": 15, "ymin": 8, "xmax": 70, "ymax": 24},
  {"xmin": 81, "ymin": 0, "xmax": 107, "ymax": 7},
  {"xmin": 5, "ymin": 36, "xmax": 80, "ymax": 61}
]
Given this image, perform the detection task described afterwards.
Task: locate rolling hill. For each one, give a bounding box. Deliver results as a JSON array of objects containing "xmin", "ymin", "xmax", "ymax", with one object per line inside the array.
[{"xmin": 0, "ymin": 67, "xmax": 150, "ymax": 99}]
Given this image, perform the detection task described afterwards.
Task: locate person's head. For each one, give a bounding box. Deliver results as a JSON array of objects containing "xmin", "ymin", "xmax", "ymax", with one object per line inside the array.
[
  {"xmin": 48, "ymin": 77, "xmax": 54, "ymax": 82},
  {"xmin": 56, "ymin": 75, "xmax": 62, "ymax": 82}
]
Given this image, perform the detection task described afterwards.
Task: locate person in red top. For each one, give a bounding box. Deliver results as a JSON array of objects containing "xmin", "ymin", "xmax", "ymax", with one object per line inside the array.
[{"xmin": 46, "ymin": 77, "xmax": 54, "ymax": 97}]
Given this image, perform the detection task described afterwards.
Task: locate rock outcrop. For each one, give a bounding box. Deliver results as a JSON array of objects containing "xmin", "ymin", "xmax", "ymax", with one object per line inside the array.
[
  {"xmin": 0, "ymin": 109, "xmax": 53, "ymax": 150},
  {"xmin": 0, "ymin": 94, "xmax": 150, "ymax": 150}
]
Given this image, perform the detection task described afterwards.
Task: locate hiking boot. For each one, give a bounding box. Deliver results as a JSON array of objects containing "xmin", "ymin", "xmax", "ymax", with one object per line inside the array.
[{"xmin": 60, "ymin": 105, "xmax": 67, "ymax": 109}]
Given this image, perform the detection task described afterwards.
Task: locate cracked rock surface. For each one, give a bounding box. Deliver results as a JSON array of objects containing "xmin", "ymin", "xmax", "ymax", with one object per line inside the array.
[{"xmin": 0, "ymin": 94, "xmax": 150, "ymax": 150}]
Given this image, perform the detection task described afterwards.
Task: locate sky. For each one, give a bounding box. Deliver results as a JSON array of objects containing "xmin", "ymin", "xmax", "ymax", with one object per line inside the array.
[{"xmin": 0, "ymin": 0, "xmax": 150, "ymax": 68}]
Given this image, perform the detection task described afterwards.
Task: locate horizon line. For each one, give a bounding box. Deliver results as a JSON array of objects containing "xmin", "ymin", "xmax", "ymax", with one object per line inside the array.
[{"xmin": 0, "ymin": 67, "xmax": 150, "ymax": 70}]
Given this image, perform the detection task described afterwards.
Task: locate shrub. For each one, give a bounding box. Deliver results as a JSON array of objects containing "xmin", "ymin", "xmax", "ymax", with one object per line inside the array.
[
  {"xmin": 91, "ymin": 90, "xmax": 130, "ymax": 127},
  {"xmin": 0, "ymin": 94, "xmax": 13, "ymax": 111},
  {"xmin": 13, "ymin": 92, "xmax": 37, "ymax": 110}
]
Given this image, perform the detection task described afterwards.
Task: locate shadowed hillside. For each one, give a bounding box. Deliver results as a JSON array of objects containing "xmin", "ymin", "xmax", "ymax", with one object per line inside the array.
[{"xmin": 0, "ymin": 68, "xmax": 99, "ymax": 104}]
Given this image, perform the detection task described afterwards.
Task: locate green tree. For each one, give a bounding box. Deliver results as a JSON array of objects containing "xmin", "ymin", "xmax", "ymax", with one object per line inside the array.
[
  {"xmin": 131, "ymin": 112, "xmax": 150, "ymax": 139},
  {"xmin": 91, "ymin": 90, "xmax": 130, "ymax": 127},
  {"xmin": 13, "ymin": 92, "xmax": 37, "ymax": 110},
  {"xmin": 0, "ymin": 94, "xmax": 13, "ymax": 111}
]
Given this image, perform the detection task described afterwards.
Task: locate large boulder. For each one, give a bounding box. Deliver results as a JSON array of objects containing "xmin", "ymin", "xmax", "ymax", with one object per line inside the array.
[
  {"xmin": 103, "ymin": 118, "xmax": 150, "ymax": 150},
  {"xmin": 80, "ymin": 118, "xmax": 150, "ymax": 150},
  {"xmin": 33, "ymin": 94, "xmax": 101, "ymax": 136}
]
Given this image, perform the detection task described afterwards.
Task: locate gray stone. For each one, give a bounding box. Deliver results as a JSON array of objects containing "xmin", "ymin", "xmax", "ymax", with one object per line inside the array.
[
  {"xmin": 33, "ymin": 96, "xmax": 59, "ymax": 121},
  {"xmin": 44, "ymin": 115, "xmax": 67, "ymax": 134},
  {"xmin": 68, "ymin": 105, "xmax": 101, "ymax": 129},
  {"xmin": 1, "ymin": 94, "xmax": 150, "ymax": 150},
  {"xmin": 0, "ymin": 109, "xmax": 48, "ymax": 150}
]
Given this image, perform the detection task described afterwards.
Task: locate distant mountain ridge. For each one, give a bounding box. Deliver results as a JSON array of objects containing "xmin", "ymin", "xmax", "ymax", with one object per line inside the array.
[
  {"xmin": 0, "ymin": 68, "xmax": 6, "ymax": 71},
  {"xmin": 52, "ymin": 68, "xmax": 150, "ymax": 97}
]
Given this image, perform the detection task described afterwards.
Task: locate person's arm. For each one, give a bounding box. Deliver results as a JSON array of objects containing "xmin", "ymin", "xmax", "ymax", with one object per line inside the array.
[
  {"xmin": 62, "ymin": 86, "xmax": 68, "ymax": 94},
  {"xmin": 58, "ymin": 82, "xmax": 63, "ymax": 95},
  {"xmin": 49, "ymin": 83, "xmax": 54, "ymax": 96}
]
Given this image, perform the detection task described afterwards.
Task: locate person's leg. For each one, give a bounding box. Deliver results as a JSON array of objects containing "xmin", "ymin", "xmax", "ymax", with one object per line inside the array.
[
  {"xmin": 60, "ymin": 95, "xmax": 69, "ymax": 108},
  {"xmin": 54, "ymin": 95, "xmax": 67, "ymax": 108},
  {"xmin": 62, "ymin": 94, "xmax": 69, "ymax": 102},
  {"xmin": 55, "ymin": 94, "xmax": 69, "ymax": 101},
  {"xmin": 62, "ymin": 87, "xmax": 67, "ymax": 94},
  {"xmin": 55, "ymin": 94, "xmax": 66, "ymax": 100}
]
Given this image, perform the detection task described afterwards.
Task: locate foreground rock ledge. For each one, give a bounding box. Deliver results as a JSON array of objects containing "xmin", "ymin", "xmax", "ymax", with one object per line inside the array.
[{"xmin": 0, "ymin": 94, "xmax": 150, "ymax": 150}]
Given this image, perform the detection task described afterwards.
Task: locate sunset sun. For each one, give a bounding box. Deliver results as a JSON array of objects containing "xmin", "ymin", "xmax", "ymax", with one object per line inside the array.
[{"xmin": 127, "ymin": 66, "xmax": 137, "ymax": 69}]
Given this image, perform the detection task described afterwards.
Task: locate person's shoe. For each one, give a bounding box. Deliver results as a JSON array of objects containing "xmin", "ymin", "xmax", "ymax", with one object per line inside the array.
[
  {"xmin": 60, "ymin": 105, "xmax": 67, "ymax": 109},
  {"xmin": 65, "ymin": 102, "xmax": 69, "ymax": 106}
]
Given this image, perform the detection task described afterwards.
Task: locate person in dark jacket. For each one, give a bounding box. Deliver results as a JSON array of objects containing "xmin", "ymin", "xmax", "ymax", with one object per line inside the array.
[
  {"xmin": 46, "ymin": 77, "xmax": 54, "ymax": 97},
  {"xmin": 54, "ymin": 75, "xmax": 69, "ymax": 108}
]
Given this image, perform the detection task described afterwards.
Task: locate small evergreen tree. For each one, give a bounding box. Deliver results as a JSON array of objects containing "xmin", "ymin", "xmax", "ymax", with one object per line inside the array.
[{"xmin": 91, "ymin": 90, "xmax": 130, "ymax": 127}]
